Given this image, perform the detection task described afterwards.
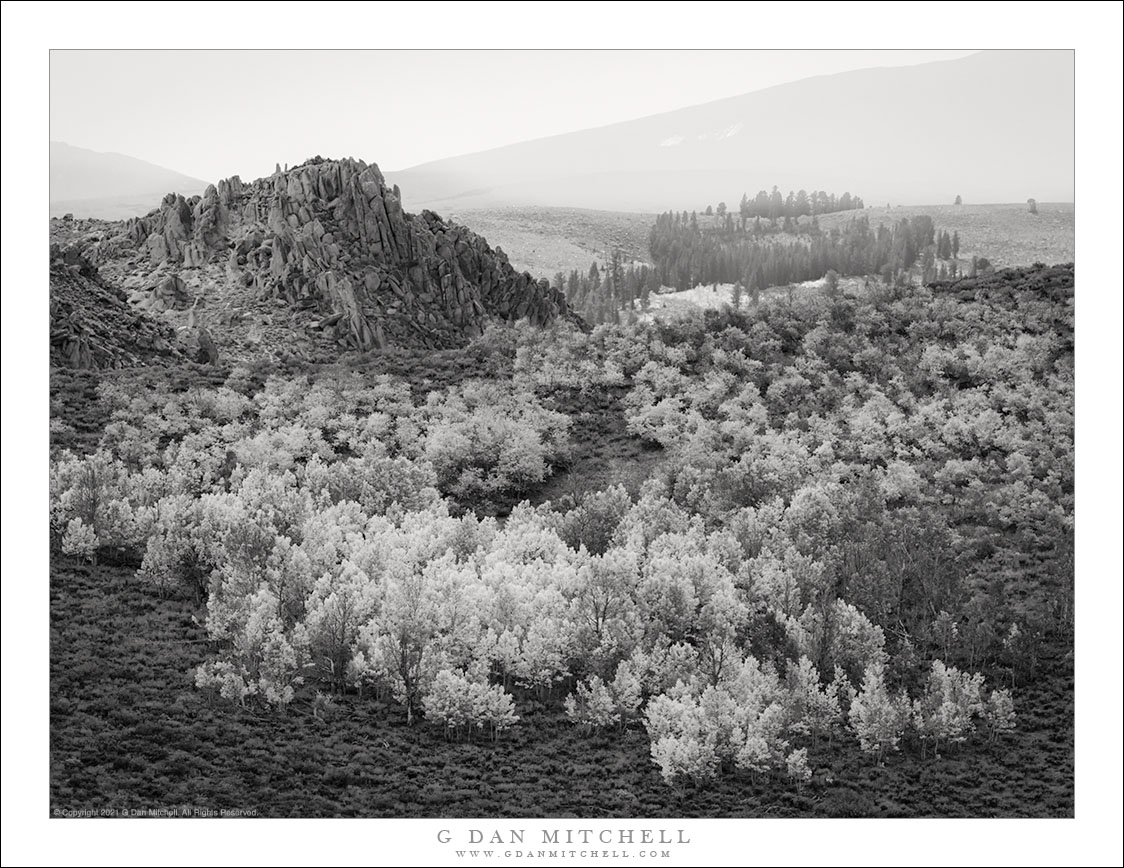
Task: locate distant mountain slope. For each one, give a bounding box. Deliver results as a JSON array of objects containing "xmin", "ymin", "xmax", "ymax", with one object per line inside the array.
[
  {"xmin": 49, "ymin": 142, "xmax": 208, "ymax": 218},
  {"xmin": 388, "ymin": 51, "xmax": 1074, "ymax": 212}
]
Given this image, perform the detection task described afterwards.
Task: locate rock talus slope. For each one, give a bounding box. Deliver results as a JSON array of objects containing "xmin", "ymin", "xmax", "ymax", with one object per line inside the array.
[{"xmin": 49, "ymin": 244, "xmax": 186, "ymax": 369}]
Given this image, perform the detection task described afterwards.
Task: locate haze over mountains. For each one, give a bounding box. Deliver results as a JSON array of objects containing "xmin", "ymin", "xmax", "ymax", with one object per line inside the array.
[
  {"xmin": 387, "ymin": 51, "xmax": 1075, "ymax": 212},
  {"xmin": 49, "ymin": 142, "xmax": 207, "ymax": 219},
  {"xmin": 49, "ymin": 51, "xmax": 1074, "ymax": 221}
]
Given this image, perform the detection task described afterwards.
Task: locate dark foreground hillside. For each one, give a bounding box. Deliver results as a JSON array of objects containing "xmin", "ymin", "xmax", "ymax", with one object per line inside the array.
[{"xmin": 51, "ymin": 561, "xmax": 1072, "ymax": 818}]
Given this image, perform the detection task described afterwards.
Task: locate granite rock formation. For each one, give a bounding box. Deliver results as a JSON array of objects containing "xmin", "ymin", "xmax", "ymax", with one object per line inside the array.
[{"xmin": 116, "ymin": 157, "xmax": 576, "ymax": 351}]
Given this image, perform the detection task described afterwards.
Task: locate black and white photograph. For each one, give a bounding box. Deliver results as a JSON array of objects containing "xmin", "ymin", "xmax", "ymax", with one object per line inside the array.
[{"xmin": 2, "ymin": 3, "xmax": 1122, "ymax": 866}]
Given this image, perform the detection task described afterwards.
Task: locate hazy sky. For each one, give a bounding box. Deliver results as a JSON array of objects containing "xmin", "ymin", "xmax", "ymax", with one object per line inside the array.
[{"xmin": 50, "ymin": 50, "xmax": 977, "ymax": 184}]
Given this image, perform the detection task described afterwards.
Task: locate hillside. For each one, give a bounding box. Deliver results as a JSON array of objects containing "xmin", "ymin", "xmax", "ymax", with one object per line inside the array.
[
  {"xmin": 48, "ymin": 243, "xmax": 187, "ymax": 369},
  {"xmin": 388, "ymin": 51, "xmax": 1074, "ymax": 211},
  {"xmin": 49, "ymin": 142, "xmax": 209, "ymax": 219},
  {"xmin": 49, "ymin": 264, "xmax": 1074, "ymax": 818}
]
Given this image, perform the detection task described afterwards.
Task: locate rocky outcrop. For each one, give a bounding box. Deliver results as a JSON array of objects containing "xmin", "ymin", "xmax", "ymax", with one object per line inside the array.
[
  {"xmin": 115, "ymin": 157, "xmax": 575, "ymax": 350},
  {"xmin": 128, "ymin": 275, "xmax": 192, "ymax": 312},
  {"xmin": 128, "ymin": 192, "xmax": 196, "ymax": 265},
  {"xmin": 49, "ymin": 245, "xmax": 186, "ymax": 369}
]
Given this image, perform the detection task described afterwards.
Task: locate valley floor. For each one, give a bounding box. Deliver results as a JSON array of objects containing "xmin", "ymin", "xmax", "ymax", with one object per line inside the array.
[
  {"xmin": 442, "ymin": 206, "xmax": 654, "ymax": 279},
  {"xmin": 811, "ymin": 203, "xmax": 1074, "ymax": 270}
]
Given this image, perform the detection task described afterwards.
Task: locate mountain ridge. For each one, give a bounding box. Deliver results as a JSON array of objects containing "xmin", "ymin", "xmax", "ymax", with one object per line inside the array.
[{"xmin": 50, "ymin": 141, "xmax": 209, "ymax": 218}]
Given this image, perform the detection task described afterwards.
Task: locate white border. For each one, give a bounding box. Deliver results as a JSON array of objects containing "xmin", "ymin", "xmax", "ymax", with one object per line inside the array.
[{"xmin": 3, "ymin": 3, "xmax": 1122, "ymax": 866}]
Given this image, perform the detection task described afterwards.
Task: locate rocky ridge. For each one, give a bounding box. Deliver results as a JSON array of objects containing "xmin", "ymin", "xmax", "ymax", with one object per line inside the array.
[
  {"xmin": 74, "ymin": 156, "xmax": 575, "ymax": 360},
  {"xmin": 49, "ymin": 244, "xmax": 187, "ymax": 369}
]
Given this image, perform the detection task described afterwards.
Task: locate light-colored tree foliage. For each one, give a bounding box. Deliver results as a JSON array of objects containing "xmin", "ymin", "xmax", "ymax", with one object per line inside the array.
[
  {"xmin": 424, "ymin": 669, "xmax": 519, "ymax": 741},
  {"xmin": 849, "ymin": 662, "xmax": 909, "ymax": 761},
  {"xmin": 61, "ymin": 517, "xmax": 99, "ymax": 563},
  {"xmin": 912, "ymin": 660, "xmax": 985, "ymax": 751},
  {"xmin": 984, "ymin": 687, "xmax": 1017, "ymax": 741}
]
